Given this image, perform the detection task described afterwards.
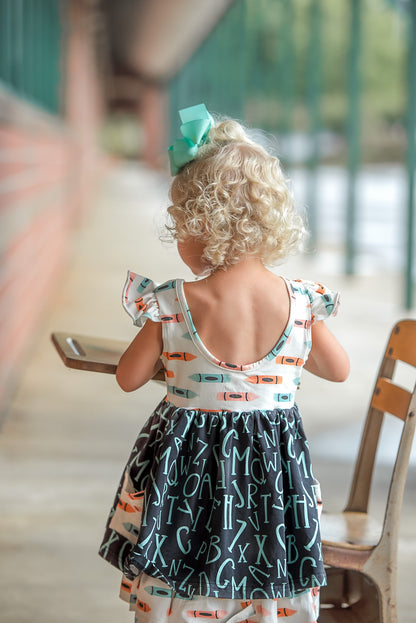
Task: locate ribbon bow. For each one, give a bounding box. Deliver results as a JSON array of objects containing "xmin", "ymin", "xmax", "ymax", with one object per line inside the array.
[{"xmin": 168, "ymin": 103, "xmax": 213, "ymax": 175}]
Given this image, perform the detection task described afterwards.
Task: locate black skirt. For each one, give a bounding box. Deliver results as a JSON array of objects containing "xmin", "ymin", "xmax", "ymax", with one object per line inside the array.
[{"xmin": 99, "ymin": 398, "xmax": 326, "ymax": 600}]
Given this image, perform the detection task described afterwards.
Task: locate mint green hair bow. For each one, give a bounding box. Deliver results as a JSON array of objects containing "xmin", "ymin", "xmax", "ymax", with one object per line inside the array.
[{"xmin": 168, "ymin": 103, "xmax": 214, "ymax": 175}]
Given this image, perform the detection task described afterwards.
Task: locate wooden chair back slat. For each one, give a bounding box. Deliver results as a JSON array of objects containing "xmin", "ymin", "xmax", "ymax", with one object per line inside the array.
[
  {"xmin": 370, "ymin": 377, "xmax": 412, "ymax": 421},
  {"xmin": 386, "ymin": 320, "xmax": 416, "ymax": 367}
]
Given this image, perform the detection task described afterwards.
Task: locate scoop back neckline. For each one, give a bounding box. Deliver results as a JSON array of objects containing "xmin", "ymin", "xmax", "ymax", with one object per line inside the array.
[{"xmin": 175, "ymin": 277, "xmax": 294, "ymax": 371}]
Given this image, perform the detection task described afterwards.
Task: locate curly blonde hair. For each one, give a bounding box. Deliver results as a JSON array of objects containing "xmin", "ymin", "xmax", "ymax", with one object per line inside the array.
[{"xmin": 166, "ymin": 118, "xmax": 306, "ymax": 270}]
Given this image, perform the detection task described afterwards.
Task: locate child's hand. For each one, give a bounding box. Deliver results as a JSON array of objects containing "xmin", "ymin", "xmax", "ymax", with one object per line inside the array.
[{"xmin": 116, "ymin": 320, "xmax": 163, "ymax": 392}]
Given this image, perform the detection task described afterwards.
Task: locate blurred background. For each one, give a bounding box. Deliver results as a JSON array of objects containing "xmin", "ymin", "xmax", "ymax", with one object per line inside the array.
[{"xmin": 0, "ymin": 1, "xmax": 416, "ymax": 622}]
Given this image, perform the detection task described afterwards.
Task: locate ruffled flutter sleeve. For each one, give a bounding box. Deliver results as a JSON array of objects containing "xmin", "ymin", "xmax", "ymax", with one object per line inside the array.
[
  {"xmin": 122, "ymin": 271, "xmax": 160, "ymax": 327},
  {"xmin": 303, "ymin": 280, "xmax": 340, "ymax": 324}
]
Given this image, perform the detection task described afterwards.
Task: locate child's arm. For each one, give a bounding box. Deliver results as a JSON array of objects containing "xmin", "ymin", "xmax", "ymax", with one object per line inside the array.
[
  {"xmin": 304, "ymin": 320, "xmax": 350, "ymax": 382},
  {"xmin": 116, "ymin": 320, "xmax": 163, "ymax": 392}
]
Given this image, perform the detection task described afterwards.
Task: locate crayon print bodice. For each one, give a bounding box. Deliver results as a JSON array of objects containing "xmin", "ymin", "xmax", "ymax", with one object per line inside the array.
[{"xmin": 123, "ymin": 271, "xmax": 340, "ymax": 411}]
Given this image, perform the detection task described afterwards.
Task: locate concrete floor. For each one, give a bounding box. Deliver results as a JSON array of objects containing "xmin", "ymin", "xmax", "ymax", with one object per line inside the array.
[{"xmin": 0, "ymin": 162, "xmax": 415, "ymax": 622}]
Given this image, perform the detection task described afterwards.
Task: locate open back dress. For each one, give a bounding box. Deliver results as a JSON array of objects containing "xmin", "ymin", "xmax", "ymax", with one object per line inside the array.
[{"xmin": 99, "ymin": 271, "xmax": 340, "ymax": 623}]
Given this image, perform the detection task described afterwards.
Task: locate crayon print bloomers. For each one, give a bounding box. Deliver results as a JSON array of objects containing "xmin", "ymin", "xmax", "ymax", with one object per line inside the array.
[{"xmin": 99, "ymin": 272, "xmax": 340, "ymax": 622}]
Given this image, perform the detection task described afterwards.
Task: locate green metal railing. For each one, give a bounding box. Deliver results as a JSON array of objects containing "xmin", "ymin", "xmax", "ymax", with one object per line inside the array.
[
  {"xmin": 345, "ymin": 0, "xmax": 362, "ymax": 276},
  {"xmin": 306, "ymin": 0, "xmax": 323, "ymax": 249},
  {"xmin": 168, "ymin": 0, "xmax": 247, "ymax": 140},
  {"xmin": 0, "ymin": 0, "xmax": 63, "ymax": 115},
  {"xmin": 406, "ymin": 0, "xmax": 416, "ymax": 309},
  {"xmin": 169, "ymin": 0, "xmax": 415, "ymax": 309}
]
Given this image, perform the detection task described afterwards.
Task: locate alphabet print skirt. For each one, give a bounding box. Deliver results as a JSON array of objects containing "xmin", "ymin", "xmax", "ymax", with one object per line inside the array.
[{"xmin": 99, "ymin": 398, "xmax": 325, "ymax": 622}]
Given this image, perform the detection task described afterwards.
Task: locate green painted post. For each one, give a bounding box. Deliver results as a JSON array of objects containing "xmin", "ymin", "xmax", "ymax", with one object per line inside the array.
[
  {"xmin": 51, "ymin": 0, "xmax": 62, "ymax": 113},
  {"xmin": 223, "ymin": 0, "xmax": 245, "ymax": 119},
  {"xmin": 244, "ymin": 0, "xmax": 263, "ymax": 127},
  {"xmin": 278, "ymin": 0, "xmax": 295, "ymax": 138},
  {"xmin": 202, "ymin": 33, "xmax": 215, "ymax": 109},
  {"xmin": 306, "ymin": 0, "xmax": 322, "ymax": 250},
  {"xmin": 32, "ymin": 0, "xmax": 40, "ymax": 103},
  {"xmin": 0, "ymin": 0, "xmax": 10, "ymax": 81},
  {"xmin": 24, "ymin": 0, "xmax": 38, "ymax": 104},
  {"xmin": 13, "ymin": 0, "xmax": 23, "ymax": 92},
  {"xmin": 220, "ymin": 8, "xmax": 233, "ymax": 115},
  {"xmin": 47, "ymin": 0, "xmax": 56, "ymax": 112},
  {"xmin": 237, "ymin": 0, "xmax": 246, "ymax": 120},
  {"xmin": 168, "ymin": 0, "xmax": 247, "ymax": 124},
  {"xmin": 345, "ymin": 0, "xmax": 361, "ymax": 275},
  {"xmin": 38, "ymin": 0, "xmax": 47, "ymax": 107},
  {"xmin": 168, "ymin": 77, "xmax": 178, "ymax": 144},
  {"xmin": 0, "ymin": 1, "xmax": 7, "ymax": 81},
  {"xmin": 405, "ymin": 0, "xmax": 416, "ymax": 309}
]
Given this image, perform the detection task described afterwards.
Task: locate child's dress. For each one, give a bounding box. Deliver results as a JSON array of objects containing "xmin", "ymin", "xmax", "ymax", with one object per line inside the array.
[{"xmin": 99, "ymin": 272, "xmax": 340, "ymax": 623}]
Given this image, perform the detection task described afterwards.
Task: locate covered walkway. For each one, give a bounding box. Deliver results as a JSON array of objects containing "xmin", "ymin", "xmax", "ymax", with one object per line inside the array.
[
  {"xmin": 2, "ymin": 2, "xmax": 416, "ymax": 622},
  {"xmin": 0, "ymin": 162, "xmax": 415, "ymax": 622}
]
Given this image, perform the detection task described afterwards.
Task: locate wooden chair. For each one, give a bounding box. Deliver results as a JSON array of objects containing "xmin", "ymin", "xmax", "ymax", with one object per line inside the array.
[{"xmin": 319, "ymin": 320, "xmax": 416, "ymax": 623}]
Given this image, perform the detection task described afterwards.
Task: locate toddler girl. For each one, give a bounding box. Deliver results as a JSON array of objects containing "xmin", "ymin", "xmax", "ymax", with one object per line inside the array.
[{"xmin": 99, "ymin": 104, "xmax": 349, "ymax": 623}]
